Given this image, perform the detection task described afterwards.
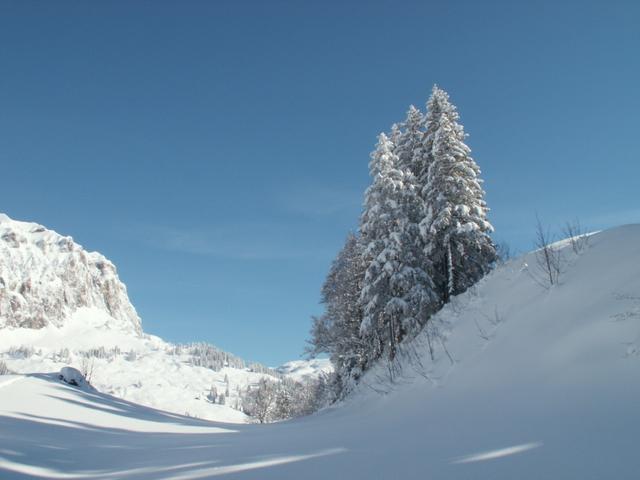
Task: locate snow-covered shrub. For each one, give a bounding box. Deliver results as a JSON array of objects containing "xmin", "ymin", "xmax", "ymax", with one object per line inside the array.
[
  {"xmin": 54, "ymin": 348, "xmax": 71, "ymax": 363},
  {"xmin": 82, "ymin": 347, "xmax": 109, "ymax": 360},
  {"xmin": 532, "ymin": 216, "xmax": 563, "ymax": 287},
  {"xmin": 563, "ymin": 219, "xmax": 589, "ymax": 254},
  {"xmin": 80, "ymin": 357, "xmax": 95, "ymax": 384},
  {"xmin": 242, "ymin": 378, "xmax": 277, "ymax": 423},
  {"xmin": 7, "ymin": 345, "xmax": 35, "ymax": 359},
  {"xmin": 0, "ymin": 360, "xmax": 12, "ymax": 375},
  {"xmin": 495, "ymin": 241, "xmax": 513, "ymax": 264},
  {"xmin": 207, "ymin": 385, "xmax": 218, "ymax": 403}
]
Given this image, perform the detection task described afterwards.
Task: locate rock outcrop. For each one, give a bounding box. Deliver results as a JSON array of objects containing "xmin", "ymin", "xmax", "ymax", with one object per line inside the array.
[{"xmin": 0, "ymin": 213, "xmax": 141, "ymax": 334}]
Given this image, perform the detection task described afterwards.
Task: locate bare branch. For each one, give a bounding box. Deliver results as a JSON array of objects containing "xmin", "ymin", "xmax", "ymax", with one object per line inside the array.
[
  {"xmin": 533, "ymin": 214, "xmax": 562, "ymax": 287},
  {"xmin": 562, "ymin": 218, "xmax": 589, "ymax": 254}
]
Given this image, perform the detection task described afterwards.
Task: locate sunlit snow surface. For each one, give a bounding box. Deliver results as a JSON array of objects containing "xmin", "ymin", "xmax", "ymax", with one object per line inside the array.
[
  {"xmin": 451, "ymin": 442, "xmax": 543, "ymax": 464},
  {"xmin": 275, "ymin": 358, "xmax": 333, "ymax": 382},
  {"xmin": 1, "ymin": 225, "xmax": 640, "ymax": 478},
  {"xmin": 0, "ymin": 309, "xmax": 269, "ymax": 423}
]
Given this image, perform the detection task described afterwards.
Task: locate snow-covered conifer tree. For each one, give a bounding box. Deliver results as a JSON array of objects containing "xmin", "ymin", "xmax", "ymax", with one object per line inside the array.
[
  {"xmin": 394, "ymin": 105, "xmax": 427, "ymax": 177},
  {"xmin": 308, "ymin": 86, "xmax": 496, "ymax": 389},
  {"xmin": 421, "ymin": 86, "xmax": 496, "ymax": 301},
  {"xmin": 308, "ymin": 232, "xmax": 367, "ymax": 393},
  {"xmin": 359, "ymin": 133, "xmax": 438, "ymax": 361}
]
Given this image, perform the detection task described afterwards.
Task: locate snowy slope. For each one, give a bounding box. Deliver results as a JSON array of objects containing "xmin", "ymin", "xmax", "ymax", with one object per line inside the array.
[
  {"xmin": 0, "ymin": 213, "xmax": 280, "ymax": 423},
  {"xmin": 0, "ymin": 311, "xmax": 272, "ymax": 423},
  {"xmin": 0, "ymin": 213, "xmax": 140, "ymax": 333},
  {"xmin": 1, "ymin": 225, "xmax": 638, "ymax": 479}
]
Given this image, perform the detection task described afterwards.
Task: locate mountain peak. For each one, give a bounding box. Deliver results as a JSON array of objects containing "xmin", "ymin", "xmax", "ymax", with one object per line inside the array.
[{"xmin": 0, "ymin": 214, "xmax": 141, "ymax": 334}]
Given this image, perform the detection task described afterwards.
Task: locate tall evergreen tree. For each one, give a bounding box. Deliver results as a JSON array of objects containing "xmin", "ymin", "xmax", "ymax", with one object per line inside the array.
[
  {"xmin": 359, "ymin": 133, "xmax": 437, "ymax": 361},
  {"xmin": 421, "ymin": 86, "xmax": 496, "ymax": 301},
  {"xmin": 309, "ymin": 86, "xmax": 496, "ymax": 393}
]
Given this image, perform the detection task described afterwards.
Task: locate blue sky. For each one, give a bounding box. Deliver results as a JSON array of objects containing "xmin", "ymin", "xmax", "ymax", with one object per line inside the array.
[{"xmin": 1, "ymin": 1, "xmax": 638, "ymax": 366}]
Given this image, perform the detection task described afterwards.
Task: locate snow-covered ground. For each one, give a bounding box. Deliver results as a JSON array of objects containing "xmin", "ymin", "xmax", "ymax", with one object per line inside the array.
[
  {"xmin": 0, "ymin": 308, "xmax": 281, "ymax": 423},
  {"xmin": 1, "ymin": 225, "xmax": 639, "ymax": 478}
]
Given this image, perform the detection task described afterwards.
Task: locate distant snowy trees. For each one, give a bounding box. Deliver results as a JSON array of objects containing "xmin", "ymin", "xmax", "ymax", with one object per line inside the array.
[
  {"xmin": 207, "ymin": 385, "xmax": 218, "ymax": 403},
  {"xmin": 175, "ymin": 343, "xmax": 278, "ymax": 375},
  {"xmin": 241, "ymin": 376, "xmax": 330, "ymax": 423},
  {"xmin": 308, "ymin": 85, "xmax": 496, "ymax": 396}
]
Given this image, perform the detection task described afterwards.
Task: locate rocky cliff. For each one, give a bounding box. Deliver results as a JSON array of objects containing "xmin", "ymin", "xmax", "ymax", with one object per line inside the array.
[{"xmin": 0, "ymin": 213, "xmax": 141, "ymax": 334}]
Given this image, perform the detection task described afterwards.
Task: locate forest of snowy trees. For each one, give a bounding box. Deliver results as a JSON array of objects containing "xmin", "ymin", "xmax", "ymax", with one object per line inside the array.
[{"xmin": 308, "ymin": 86, "xmax": 496, "ymax": 397}]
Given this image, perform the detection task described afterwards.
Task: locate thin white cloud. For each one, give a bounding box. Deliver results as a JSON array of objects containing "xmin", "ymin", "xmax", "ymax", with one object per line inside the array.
[{"xmin": 128, "ymin": 223, "xmax": 331, "ymax": 261}]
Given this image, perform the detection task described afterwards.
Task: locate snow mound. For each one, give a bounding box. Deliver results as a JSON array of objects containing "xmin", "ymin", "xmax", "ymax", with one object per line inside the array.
[
  {"xmin": 58, "ymin": 366, "xmax": 89, "ymax": 389},
  {"xmin": 0, "ymin": 212, "xmax": 141, "ymax": 333}
]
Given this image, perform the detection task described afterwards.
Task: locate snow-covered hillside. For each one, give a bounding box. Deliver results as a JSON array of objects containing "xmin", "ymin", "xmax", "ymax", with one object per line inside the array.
[
  {"xmin": 0, "ymin": 309, "xmax": 279, "ymax": 422},
  {"xmin": 1, "ymin": 225, "xmax": 638, "ymax": 479},
  {"xmin": 276, "ymin": 358, "xmax": 333, "ymax": 382},
  {"xmin": 0, "ymin": 213, "xmax": 140, "ymax": 333},
  {"xmin": 0, "ymin": 213, "xmax": 283, "ymax": 423}
]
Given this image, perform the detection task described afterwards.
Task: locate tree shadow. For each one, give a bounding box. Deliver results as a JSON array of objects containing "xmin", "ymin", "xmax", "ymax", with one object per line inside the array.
[{"xmin": 26, "ymin": 373, "xmax": 242, "ymax": 430}]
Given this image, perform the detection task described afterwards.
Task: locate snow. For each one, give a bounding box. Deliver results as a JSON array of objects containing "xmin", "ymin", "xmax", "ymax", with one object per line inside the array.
[
  {"xmin": 0, "ymin": 213, "xmax": 284, "ymax": 424},
  {"xmin": 276, "ymin": 358, "xmax": 333, "ymax": 382},
  {"xmin": 0, "ymin": 212, "xmax": 141, "ymax": 333},
  {"xmin": 0, "ymin": 312, "xmax": 275, "ymax": 423},
  {"xmin": 58, "ymin": 367, "xmax": 89, "ymax": 389},
  {"xmin": 1, "ymin": 225, "xmax": 639, "ymax": 478}
]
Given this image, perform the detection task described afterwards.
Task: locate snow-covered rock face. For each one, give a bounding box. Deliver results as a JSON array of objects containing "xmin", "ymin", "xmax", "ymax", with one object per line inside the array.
[{"xmin": 0, "ymin": 213, "xmax": 141, "ymax": 334}]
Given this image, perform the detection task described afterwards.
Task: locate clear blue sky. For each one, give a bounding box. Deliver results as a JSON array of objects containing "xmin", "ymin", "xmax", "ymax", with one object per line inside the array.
[{"xmin": 1, "ymin": 1, "xmax": 638, "ymax": 366}]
